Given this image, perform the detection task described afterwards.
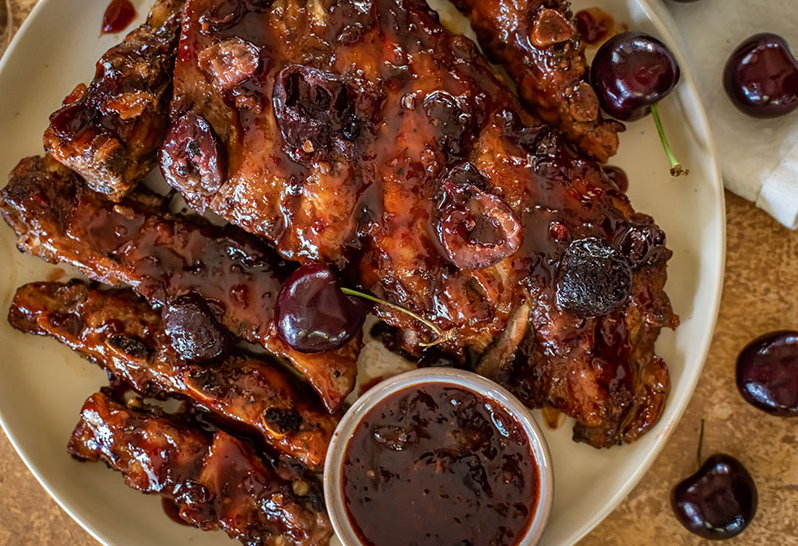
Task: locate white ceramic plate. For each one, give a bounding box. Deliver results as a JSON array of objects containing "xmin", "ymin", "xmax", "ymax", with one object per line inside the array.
[{"xmin": 0, "ymin": 0, "xmax": 724, "ymax": 545}]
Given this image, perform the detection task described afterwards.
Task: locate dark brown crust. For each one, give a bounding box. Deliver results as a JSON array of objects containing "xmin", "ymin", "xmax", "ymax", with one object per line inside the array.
[
  {"xmin": 450, "ymin": 0, "xmax": 623, "ymax": 162},
  {"xmin": 9, "ymin": 281, "xmax": 337, "ymax": 470},
  {"xmin": 68, "ymin": 392, "xmax": 332, "ymax": 546},
  {"xmin": 0, "ymin": 156, "xmax": 359, "ymax": 412},
  {"xmin": 43, "ymin": 0, "xmax": 184, "ymax": 200}
]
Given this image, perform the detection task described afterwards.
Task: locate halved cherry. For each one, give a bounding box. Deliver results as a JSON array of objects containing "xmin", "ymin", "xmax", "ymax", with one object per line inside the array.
[{"xmin": 436, "ymin": 164, "xmax": 523, "ymax": 270}]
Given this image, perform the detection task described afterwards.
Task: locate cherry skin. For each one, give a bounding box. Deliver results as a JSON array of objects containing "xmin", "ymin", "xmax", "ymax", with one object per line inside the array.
[
  {"xmin": 275, "ymin": 264, "xmax": 368, "ymax": 353},
  {"xmin": 724, "ymin": 33, "xmax": 798, "ymax": 118},
  {"xmin": 736, "ymin": 330, "xmax": 798, "ymax": 416},
  {"xmin": 603, "ymin": 165, "xmax": 628, "ymax": 192},
  {"xmin": 591, "ymin": 31, "xmax": 681, "ymax": 121},
  {"xmin": 672, "ymin": 454, "xmax": 758, "ymax": 540}
]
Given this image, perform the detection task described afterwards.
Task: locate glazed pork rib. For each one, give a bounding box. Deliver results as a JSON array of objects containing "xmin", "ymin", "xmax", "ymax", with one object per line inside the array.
[
  {"xmin": 9, "ymin": 281, "xmax": 336, "ymax": 470},
  {"xmin": 43, "ymin": 0, "xmax": 184, "ymax": 200},
  {"xmin": 162, "ymin": 0, "xmax": 675, "ymax": 445},
  {"xmin": 0, "ymin": 156, "xmax": 359, "ymax": 412},
  {"xmin": 68, "ymin": 392, "xmax": 332, "ymax": 546},
  {"xmin": 449, "ymin": 0, "xmax": 623, "ymax": 162}
]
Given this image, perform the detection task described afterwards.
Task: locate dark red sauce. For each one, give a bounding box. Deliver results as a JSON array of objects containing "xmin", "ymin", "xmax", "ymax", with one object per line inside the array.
[
  {"xmin": 342, "ymin": 383, "xmax": 539, "ymax": 546},
  {"xmin": 102, "ymin": 0, "xmax": 136, "ymax": 34},
  {"xmin": 575, "ymin": 8, "xmax": 614, "ymax": 46}
]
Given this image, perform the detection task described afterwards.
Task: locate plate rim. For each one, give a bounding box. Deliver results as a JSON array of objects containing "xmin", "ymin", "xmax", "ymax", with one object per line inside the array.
[
  {"xmin": 556, "ymin": 0, "xmax": 727, "ymax": 543},
  {"xmin": 0, "ymin": 0, "xmax": 727, "ymax": 545}
]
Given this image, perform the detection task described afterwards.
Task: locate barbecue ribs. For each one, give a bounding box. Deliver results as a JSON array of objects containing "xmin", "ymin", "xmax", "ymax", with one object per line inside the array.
[
  {"xmin": 43, "ymin": 0, "xmax": 183, "ymax": 200},
  {"xmin": 450, "ymin": 0, "xmax": 622, "ymax": 162},
  {"xmin": 68, "ymin": 392, "xmax": 332, "ymax": 546},
  {"xmin": 9, "ymin": 281, "xmax": 336, "ymax": 470},
  {"xmin": 159, "ymin": 0, "xmax": 675, "ymax": 445},
  {"xmin": 0, "ymin": 156, "xmax": 359, "ymax": 411}
]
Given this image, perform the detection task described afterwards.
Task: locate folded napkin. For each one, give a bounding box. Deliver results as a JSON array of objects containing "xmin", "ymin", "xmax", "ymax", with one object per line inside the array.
[{"xmin": 657, "ymin": 0, "xmax": 798, "ymax": 228}]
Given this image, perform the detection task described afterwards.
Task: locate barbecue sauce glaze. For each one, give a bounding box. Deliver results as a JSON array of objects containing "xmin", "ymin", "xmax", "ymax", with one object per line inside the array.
[
  {"xmin": 342, "ymin": 383, "xmax": 539, "ymax": 546},
  {"xmin": 102, "ymin": 0, "xmax": 136, "ymax": 34}
]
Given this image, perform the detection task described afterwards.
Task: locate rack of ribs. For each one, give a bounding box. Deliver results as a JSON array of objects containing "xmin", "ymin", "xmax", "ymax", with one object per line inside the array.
[
  {"xmin": 43, "ymin": 0, "xmax": 184, "ymax": 200},
  {"xmin": 9, "ymin": 281, "xmax": 336, "ymax": 470},
  {"xmin": 449, "ymin": 0, "xmax": 623, "ymax": 162},
  {"xmin": 0, "ymin": 156, "xmax": 359, "ymax": 412},
  {"xmin": 158, "ymin": 0, "xmax": 676, "ymax": 446},
  {"xmin": 68, "ymin": 392, "xmax": 332, "ymax": 546}
]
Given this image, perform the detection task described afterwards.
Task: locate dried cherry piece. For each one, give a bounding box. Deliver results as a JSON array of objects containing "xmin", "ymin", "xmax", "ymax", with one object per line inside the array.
[
  {"xmin": 163, "ymin": 293, "xmax": 231, "ymax": 363},
  {"xmin": 159, "ymin": 112, "xmax": 227, "ymax": 211},
  {"xmin": 423, "ymin": 91, "xmax": 475, "ymax": 160},
  {"xmin": 556, "ymin": 237, "xmax": 632, "ymax": 317},
  {"xmin": 436, "ymin": 163, "xmax": 523, "ymax": 270},
  {"xmin": 618, "ymin": 222, "xmax": 666, "ymax": 268},
  {"xmin": 198, "ymin": 37, "xmax": 261, "ymax": 90},
  {"xmin": 272, "ymin": 65, "xmax": 352, "ymax": 157}
]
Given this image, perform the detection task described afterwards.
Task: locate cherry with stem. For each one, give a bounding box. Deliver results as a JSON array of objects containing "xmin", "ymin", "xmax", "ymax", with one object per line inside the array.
[{"xmin": 591, "ymin": 31, "xmax": 689, "ymax": 177}]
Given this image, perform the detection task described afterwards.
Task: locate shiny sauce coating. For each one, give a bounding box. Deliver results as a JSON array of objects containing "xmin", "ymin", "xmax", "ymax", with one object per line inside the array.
[
  {"xmin": 342, "ymin": 384, "xmax": 539, "ymax": 546},
  {"xmin": 102, "ymin": 0, "xmax": 136, "ymax": 34}
]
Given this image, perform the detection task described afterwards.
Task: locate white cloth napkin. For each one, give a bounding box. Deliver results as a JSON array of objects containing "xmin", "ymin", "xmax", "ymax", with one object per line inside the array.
[{"xmin": 659, "ymin": 0, "xmax": 798, "ymax": 229}]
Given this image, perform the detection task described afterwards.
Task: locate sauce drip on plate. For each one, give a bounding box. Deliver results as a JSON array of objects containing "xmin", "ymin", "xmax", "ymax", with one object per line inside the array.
[
  {"xmin": 102, "ymin": 0, "xmax": 136, "ymax": 34},
  {"xmin": 342, "ymin": 383, "xmax": 539, "ymax": 546},
  {"xmin": 575, "ymin": 7, "xmax": 614, "ymax": 45}
]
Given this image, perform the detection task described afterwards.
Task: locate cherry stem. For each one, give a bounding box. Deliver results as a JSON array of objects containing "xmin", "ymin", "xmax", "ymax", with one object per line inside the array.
[
  {"xmin": 650, "ymin": 103, "xmax": 689, "ymax": 177},
  {"xmin": 696, "ymin": 418, "xmax": 705, "ymax": 472},
  {"xmin": 340, "ymin": 287, "xmax": 455, "ymax": 347}
]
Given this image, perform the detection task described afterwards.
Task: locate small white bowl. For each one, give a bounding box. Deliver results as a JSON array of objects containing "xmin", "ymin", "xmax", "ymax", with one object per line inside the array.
[{"xmin": 323, "ymin": 368, "xmax": 554, "ymax": 546}]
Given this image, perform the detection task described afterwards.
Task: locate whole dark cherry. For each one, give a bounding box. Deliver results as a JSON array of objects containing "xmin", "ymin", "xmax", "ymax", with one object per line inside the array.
[
  {"xmin": 672, "ymin": 454, "xmax": 758, "ymax": 540},
  {"xmin": 275, "ymin": 264, "xmax": 368, "ymax": 353},
  {"xmin": 724, "ymin": 33, "xmax": 798, "ymax": 118},
  {"xmin": 736, "ymin": 330, "xmax": 798, "ymax": 416},
  {"xmin": 592, "ymin": 32, "xmax": 687, "ymax": 176},
  {"xmin": 592, "ymin": 31, "xmax": 680, "ymax": 121}
]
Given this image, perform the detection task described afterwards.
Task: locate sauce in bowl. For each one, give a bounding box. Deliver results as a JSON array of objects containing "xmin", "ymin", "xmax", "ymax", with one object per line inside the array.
[{"xmin": 341, "ymin": 382, "xmax": 540, "ymax": 546}]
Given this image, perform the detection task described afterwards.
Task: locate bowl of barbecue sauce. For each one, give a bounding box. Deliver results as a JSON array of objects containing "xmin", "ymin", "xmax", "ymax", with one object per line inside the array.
[{"xmin": 324, "ymin": 369, "xmax": 553, "ymax": 546}]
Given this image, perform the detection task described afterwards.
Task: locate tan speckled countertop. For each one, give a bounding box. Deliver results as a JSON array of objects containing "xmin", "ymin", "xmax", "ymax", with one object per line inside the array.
[{"xmin": 2, "ymin": 1, "xmax": 798, "ymax": 545}]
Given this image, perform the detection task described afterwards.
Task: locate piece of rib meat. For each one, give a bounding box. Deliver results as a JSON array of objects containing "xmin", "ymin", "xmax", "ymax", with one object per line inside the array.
[
  {"xmin": 9, "ymin": 281, "xmax": 336, "ymax": 470},
  {"xmin": 160, "ymin": 0, "xmax": 675, "ymax": 445},
  {"xmin": 68, "ymin": 392, "xmax": 332, "ymax": 546},
  {"xmin": 43, "ymin": 0, "xmax": 184, "ymax": 200},
  {"xmin": 0, "ymin": 156, "xmax": 359, "ymax": 411},
  {"xmin": 449, "ymin": 0, "xmax": 622, "ymax": 162}
]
